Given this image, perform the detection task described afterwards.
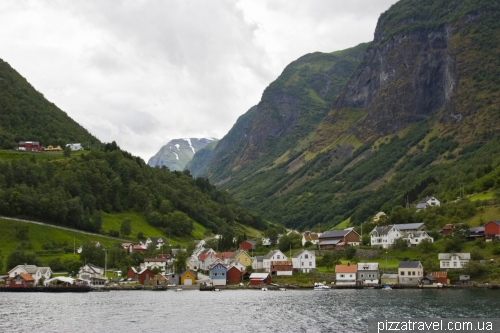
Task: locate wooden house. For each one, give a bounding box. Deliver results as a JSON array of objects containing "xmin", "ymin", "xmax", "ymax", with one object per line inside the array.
[
  {"xmin": 180, "ymin": 270, "xmax": 197, "ymax": 285},
  {"xmin": 484, "ymin": 221, "xmax": 500, "ymax": 238},
  {"xmin": 239, "ymin": 240, "xmax": 256, "ymax": 251},
  {"xmin": 209, "ymin": 262, "xmax": 227, "ymax": 286},
  {"xmin": 5, "ymin": 273, "xmax": 35, "ymax": 288},
  {"xmin": 248, "ymin": 273, "xmax": 271, "ymax": 286},
  {"xmin": 335, "ymin": 264, "xmax": 357, "ymax": 285},
  {"xmin": 138, "ymin": 268, "xmax": 154, "ymax": 286},
  {"xmin": 227, "ymin": 266, "xmax": 243, "ymax": 284},
  {"xmin": 428, "ymin": 271, "xmax": 448, "ymax": 285},
  {"xmin": 318, "ymin": 229, "xmax": 360, "ymax": 250}
]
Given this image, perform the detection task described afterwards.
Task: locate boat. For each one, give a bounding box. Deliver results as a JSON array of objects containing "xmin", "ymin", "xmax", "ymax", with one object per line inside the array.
[
  {"xmin": 175, "ymin": 288, "xmax": 183, "ymax": 292},
  {"xmin": 261, "ymin": 287, "xmax": 268, "ymax": 291},
  {"xmin": 313, "ymin": 283, "xmax": 331, "ymax": 290},
  {"xmin": 279, "ymin": 288, "xmax": 287, "ymax": 291},
  {"xmin": 381, "ymin": 285, "xmax": 392, "ymax": 290}
]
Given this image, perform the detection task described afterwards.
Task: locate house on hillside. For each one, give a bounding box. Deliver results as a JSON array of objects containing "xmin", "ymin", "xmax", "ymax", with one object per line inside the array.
[
  {"xmin": 77, "ymin": 263, "xmax": 107, "ymax": 287},
  {"xmin": 370, "ymin": 225, "xmax": 402, "ymax": 249},
  {"xmin": 66, "ymin": 143, "xmax": 84, "ymax": 151},
  {"xmin": 401, "ymin": 231, "xmax": 434, "ymax": 246},
  {"xmin": 228, "ymin": 250, "xmax": 251, "ymax": 267},
  {"xmin": 318, "ymin": 229, "xmax": 360, "ymax": 250},
  {"xmin": 335, "ymin": 264, "xmax": 357, "ymax": 286},
  {"xmin": 292, "ymin": 250, "xmax": 316, "ymax": 273},
  {"xmin": 144, "ymin": 237, "xmax": 167, "ymax": 250},
  {"xmin": 398, "ymin": 261, "xmax": 423, "ymax": 285},
  {"xmin": 357, "ymin": 263, "xmax": 379, "ymax": 286},
  {"xmin": 302, "ymin": 232, "xmax": 320, "ymax": 247},
  {"xmin": 18, "ymin": 141, "xmax": 41, "ymax": 151},
  {"xmin": 263, "ymin": 250, "xmax": 287, "ymax": 273},
  {"xmin": 484, "ymin": 221, "xmax": 500, "ymax": 239},
  {"xmin": 239, "ymin": 240, "xmax": 256, "ymax": 251},
  {"xmin": 468, "ymin": 226, "xmax": 485, "ymax": 241},
  {"xmin": 416, "ymin": 197, "xmax": 440, "ymax": 210},
  {"xmin": 141, "ymin": 258, "xmax": 167, "ymax": 271},
  {"xmin": 373, "ymin": 212, "xmax": 387, "ymax": 223},
  {"xmin": 438, "ymin": 253, "xmax": 470, "ymax": 269},
  {"xmin": 252, "ymin": 256, "xmax": 264, "ymax": 271}
]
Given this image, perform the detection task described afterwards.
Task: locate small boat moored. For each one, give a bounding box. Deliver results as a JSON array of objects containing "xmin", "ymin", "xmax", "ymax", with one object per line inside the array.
[{"xmin": 314, "ymin": 282, "xmax": 331, "ymax": 290}]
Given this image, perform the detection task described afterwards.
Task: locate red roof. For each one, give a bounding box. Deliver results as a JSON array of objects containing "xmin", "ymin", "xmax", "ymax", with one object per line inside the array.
[
  {"xmin": 199, "ymin": 253, "xmax": 208, "ymax": 261},
  {"xmin": 335, "ymin": 265, "xmax": 357, "ymax": 273}
]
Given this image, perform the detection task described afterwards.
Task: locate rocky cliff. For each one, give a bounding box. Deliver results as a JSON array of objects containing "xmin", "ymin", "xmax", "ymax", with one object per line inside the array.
[{"xmin": 148, "ymin": 138, "xmax": 218, "ymax": 171}]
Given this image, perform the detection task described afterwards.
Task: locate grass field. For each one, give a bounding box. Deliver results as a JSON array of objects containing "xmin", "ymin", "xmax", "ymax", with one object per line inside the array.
[{"xmin": 0, "ymin": 149, "xmax": 89, "ymax": 162}]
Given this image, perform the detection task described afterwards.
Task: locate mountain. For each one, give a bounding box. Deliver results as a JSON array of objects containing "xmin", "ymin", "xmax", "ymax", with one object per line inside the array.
[
  {"xmin": 0, "ymin": 59, "xmax": 100, "ymax": 149},
  {"xmin": 189, "ymin": 43, "xmax": 369, "ymax": 181},
  {"xmin": 190, "ymin": 0, "xmax": 500, "ymax": 231},
  {"xmin": 148, "ymin": 138, "xmax": 218, "ymax": 171}
]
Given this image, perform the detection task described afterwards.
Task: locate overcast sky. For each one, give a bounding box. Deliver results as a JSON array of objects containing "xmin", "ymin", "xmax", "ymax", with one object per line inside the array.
[{"xmin": 0, "ymin": 0, "xmax": 398, "ymax": 161}]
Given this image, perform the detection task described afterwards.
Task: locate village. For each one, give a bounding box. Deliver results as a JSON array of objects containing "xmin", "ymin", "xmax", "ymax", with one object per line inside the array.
[{"xmin": 4, "ymin": 204, "xmax": 500, "ymax": 290}]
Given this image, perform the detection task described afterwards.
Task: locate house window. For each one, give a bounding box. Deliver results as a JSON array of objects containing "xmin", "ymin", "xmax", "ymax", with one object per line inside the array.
[
  {"xmin": 340, "ymin": 274, "xmax": 345, "ymax": 278},
  {"xmin": 309, "ymin": 262, "xmax": 312, "ymax": 267},
  {"xmin": 401, "ymin": 271, "xmax": 405, "ymax": 276},
  {"xmin": 305, "ymin": 254, "xmax": 309, "ymax": 259},
  {"xmin": 412, "ymin": 271, "xmax": 415, "ymax": 276},
  {"xmin": 454, "ymin": 262, "xmax": 457, "ymax": 267},
  {"xmin": 302, "ymin": 262, "xmax": 304, "ymax": 266},
  {"xmin": 361, "ymin": 274, "xmax": 364, "ymax": 278},
  {"xmin": 277, "ymin": 255, "xmax": 280, "ymax": 259}
]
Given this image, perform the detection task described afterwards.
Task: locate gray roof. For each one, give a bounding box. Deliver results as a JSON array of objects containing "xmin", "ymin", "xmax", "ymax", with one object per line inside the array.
[
  {"xmin": 319, "ymin": 239, "xmax": 341, "ymax": 245},
  {"xmin": 370, "ymin": 226, "xmax": 395, "ymax": 236},
  {"xmin": 319, "ymin": 230, "xmax": 351, "ymax": 239},
  {"xmin": 393, "ymin": 223, "xmax": 425, "ymax": 231},
  {"xmin": 438, "ymin": 253, "xmax": 471, "ymax": 260},
  {"xmin": 416, "ymin": 202, "xmax": 428, "ymax": 209},
  {"xmin": 254, "ymin": 256, "xmax": 264, "ymax": 262},
  {"xmin": 292, "ymin": 250, "xmax": 313, "ymax": 258},
  {"xmin": 401, "ymin": 231, "xmax": 429, "ymax": 239},
  {"xmin": 398, "ymin": 261, "xmax": 422, "ymax": 269},
  {"xmin": 263, "ymin": 250, "xmax": 278, "ymax": 259}
]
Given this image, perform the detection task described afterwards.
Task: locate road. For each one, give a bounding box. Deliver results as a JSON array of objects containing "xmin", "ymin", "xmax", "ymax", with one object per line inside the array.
[{"xmin": 0, "ymin": 215, "xmax": 129, "ymax": 242}]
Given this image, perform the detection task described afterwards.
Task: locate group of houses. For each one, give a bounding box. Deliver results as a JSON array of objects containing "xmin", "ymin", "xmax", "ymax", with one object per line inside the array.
[
  {"xmin": 4, "ymin": 264, "xmax": 53, "ymax": 288},
  {"xmin": 334, "ymin": 252, "xmax": 472, "ymax": 286},
  {"xmin": 17, "ymin": 141, "xmax": 84, "ymax": 152}
]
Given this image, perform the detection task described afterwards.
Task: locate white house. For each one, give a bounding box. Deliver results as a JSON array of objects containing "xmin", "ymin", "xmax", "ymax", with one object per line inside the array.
[
  {"xmin": 65, "ymin": 143, "xmax": 84, "ymax": 151},
  {"xmin": 8, "ymin": 264, "xmax": 53, "ymax": 285},
  {"xmin": 186, "ymin": 255, "xmax": 199, "ymax": 270},
  {"xmin": 301, "ymin": 232, "xmax": 320, "ymax": 247},
  {"xmin": 262, "ymin": 250, "xmax": 287, "ymax": 273},
  {"xmin": 77, "ymin": 263, "xmax": 107, "ymax": 287},
  {"xmin": 438, "ymin": 253, "xmax": 471, "ymax": 269},
  {"xmin": 144, "ymin": 237, "xmax": 167, "ymax": 250},
  {"xmin": 416, "ymin": 197, "xmax": 440, "ymax": 210},
  {"xmin": 398, "ymin": 261, "xmax": 424, "ymax": 285},
  {"xmin": 335, "ymin": 264, "xmax": 357, "ymax": 286},
  {"xmin": 252, "ymin": 256, "xmax": 264, "ymax": 270},
  {"xmin": 141, "ymin": 258, "xmax": 167, "ymax": 271},
  {"xmin": 401, "ymin": 231, "xmax": 434, "ymax": 246},
  {"xmin": 370, "ymin": 225, "xmax": 402, "ymax": 248},
  {"xmin": 228, "ymin": 260, "xmax": 246, "ymax": 272},
  {"xmin": 292, "ymin": 250, "xmax": 316, "ymax": 273}
]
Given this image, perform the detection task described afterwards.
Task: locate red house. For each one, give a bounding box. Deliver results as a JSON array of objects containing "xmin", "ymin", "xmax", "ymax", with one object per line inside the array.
[
  {"xmin": 239, "ymin": 240, "xmax": 256, "ymax": 251},
  {"xmin": 227, "ymin": 266, "xmax": 243, "ymax": 284},
  {"xmin": 127, "ymin": 267, "xmax": 138, "ymax": 280},
  {"xmin": 484, "ymin": 221, "xmax": 500, "ymax": 238},
  {"xmin": 248, "ymin": 273, "xmax": 271, "ymax": 286},
  {"xmin": 138, "ymin": 268, "xmax": 154, "ymax": 286},
  {"xmin": 132, "ymin": 245, "xmax": 146, "ymax": 253},
  {"xmin": 18, "ymin": 141, "xmax": 41, "ymax": 151},
  {"xmin": 5, "ymin": 273, "xmax": 35, "ymax": 288},
  {"xmin": 428, "ymin": 271, "xmax": 448, "ymax": 285}
]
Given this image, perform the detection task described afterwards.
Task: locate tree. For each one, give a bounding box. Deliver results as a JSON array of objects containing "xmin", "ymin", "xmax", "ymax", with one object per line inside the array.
[
  {"xmin": 278, "ymin": 235, "xmax": 291, "ymax": 253},
  {"xmin": 120, "ymin": 217, "xmax": 132, "ymax": 236},
  {"xmin": 6, "ymin": 246, "xmax": 41, "ymax": 270},
  {"xmin": 79, "ymin": 241, "xmax": 105, "ymax": 267},
  {"xmin": 174, "ymin": 250, "xmax": 189, "ymax": 273},
  {"xmin": 344, "ymin": 246, "xmax": 357, "ymax": 260},
  {"xmin": 264, "ymin": 228, "xmax": 279, "ymax": 246},
  {"xmin": 63, "ymin": 145, "xmax": 72, "ymax": 158},
  {"xmin": 14, "ymin": 224, "xmax": 29, "ymax": 240},
  {"xmin": 392, "ymin": 238, "xmax": 409, "ymax": 251},
  {"xmin": 417, "ymin": 238, "xmax": 435, "ymax": 253}
]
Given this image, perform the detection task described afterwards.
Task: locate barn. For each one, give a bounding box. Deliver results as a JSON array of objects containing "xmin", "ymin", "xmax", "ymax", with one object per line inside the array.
[{"xmin": 248, "ymin": 273, "xmax": 271, "ymax": 286}]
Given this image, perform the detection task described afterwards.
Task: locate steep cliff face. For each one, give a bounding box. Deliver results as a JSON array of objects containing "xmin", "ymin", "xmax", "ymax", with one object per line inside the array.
[{"xmin": 335, "ymin": 20, "xmax": 456, "ymax": 141}]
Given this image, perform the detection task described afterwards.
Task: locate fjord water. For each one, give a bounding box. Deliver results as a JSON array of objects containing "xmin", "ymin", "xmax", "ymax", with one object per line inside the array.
[{"xmin": 1, "ymin": 289, "xmax": 498, "ymax": 332}]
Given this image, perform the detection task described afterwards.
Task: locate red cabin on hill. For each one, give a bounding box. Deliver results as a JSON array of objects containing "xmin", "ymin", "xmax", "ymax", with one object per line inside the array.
[
  {"xmin": 18, "ymin": 141, "xmax": 41, "ymax": 151},
  {"xmin": 239, "ymin": 240, "xmax": 256, "ymax": 251},
  {"xmin": 484, "ymin": 221, "xmax": 500, "ymax": 238}
]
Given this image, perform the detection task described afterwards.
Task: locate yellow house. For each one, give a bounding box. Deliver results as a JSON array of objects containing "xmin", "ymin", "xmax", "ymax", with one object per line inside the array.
[
  {"xmin": 180, "ymin": 270, "xmax": 197, "ymax": 285},
  {"xmin": 229, "ymin": 250, "xmax": 251, "ymax": 267}
]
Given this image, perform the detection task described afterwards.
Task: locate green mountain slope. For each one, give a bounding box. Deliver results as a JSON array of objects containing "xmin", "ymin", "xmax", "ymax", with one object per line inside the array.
[
  {"xmin": 189, "ymin": 43, "xmax": 369, "ymax": 181},
  {"xmin": 191, "ymin": 0, "xmax": 500, "ymax": 231},
  {"xmin": 0, "ymin": 59, "xmax": 100, "ymax": 149}
]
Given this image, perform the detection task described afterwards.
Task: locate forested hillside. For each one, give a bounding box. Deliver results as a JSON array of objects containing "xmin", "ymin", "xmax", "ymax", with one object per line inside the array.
[
  {"xmin": 0, "ymin": 144, "xmax": 268, "ymax": 239},
  {"xmin": 190, "ymin": 0, "xmax": 500, "ymax": 231},
  {"xmin": 0, "ymin": 59, "xmax": 100, "ymax": 149}
]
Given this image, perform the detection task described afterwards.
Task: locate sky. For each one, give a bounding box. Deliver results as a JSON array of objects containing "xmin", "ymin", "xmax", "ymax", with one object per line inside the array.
[{"xmin": 0, "ymin": 0, "xmax": 398, "ymax": 161}]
